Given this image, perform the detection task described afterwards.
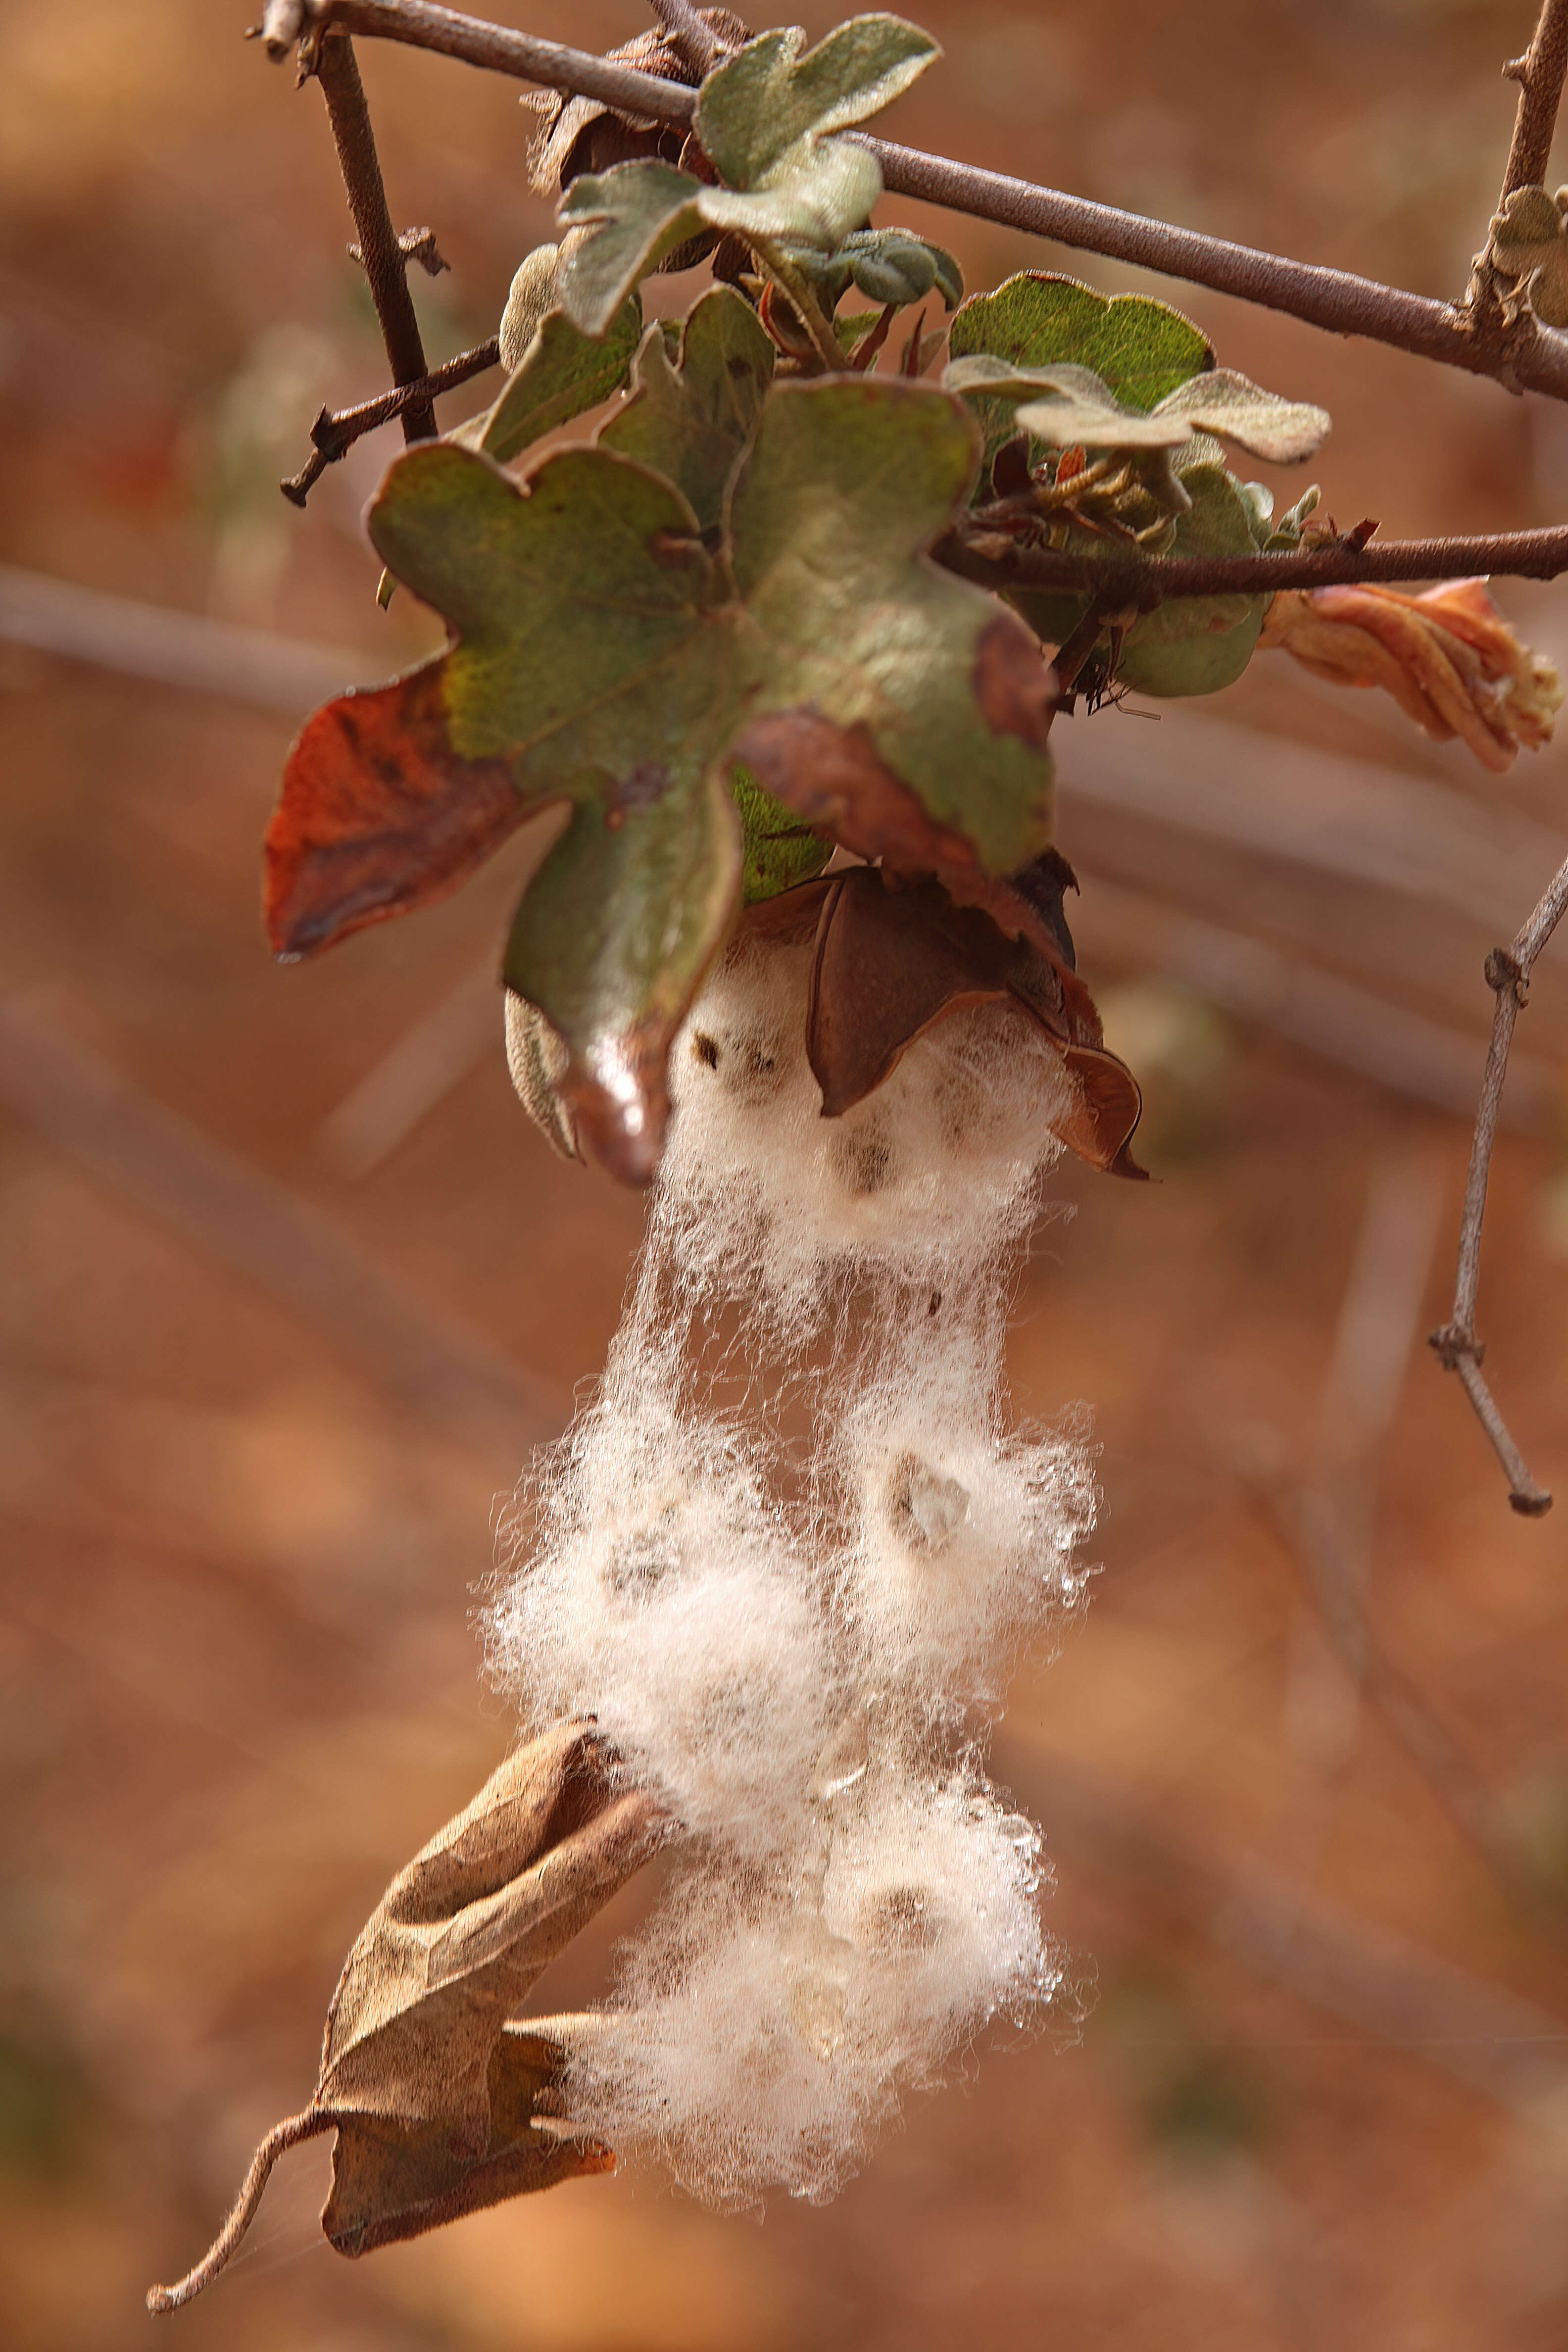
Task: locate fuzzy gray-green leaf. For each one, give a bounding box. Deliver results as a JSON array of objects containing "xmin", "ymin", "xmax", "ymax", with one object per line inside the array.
[{"xmin": 598, "ymin": 287, "xmax": 775, "ymax": 535}]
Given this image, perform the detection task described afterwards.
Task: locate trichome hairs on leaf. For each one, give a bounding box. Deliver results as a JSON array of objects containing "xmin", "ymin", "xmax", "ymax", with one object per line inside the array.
[{"xmin": 489, "ymin": 929, "xmax": 1096, "ymax": 2205}]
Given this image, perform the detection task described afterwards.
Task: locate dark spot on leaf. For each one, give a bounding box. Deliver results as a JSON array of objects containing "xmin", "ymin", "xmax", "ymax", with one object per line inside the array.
[
  {"xmin": 972, "ymin": 614, "xmax": 1056, "ymax": 749},
  {"xmin": 615, "ymin": 760, "xmax": 674, "ymax": 813}
]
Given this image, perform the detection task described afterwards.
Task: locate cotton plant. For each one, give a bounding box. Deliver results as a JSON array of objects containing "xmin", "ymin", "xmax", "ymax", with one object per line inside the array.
[{"xmin": 153, "ymin": 3, "xmax": 1565, "ymax": 2312}]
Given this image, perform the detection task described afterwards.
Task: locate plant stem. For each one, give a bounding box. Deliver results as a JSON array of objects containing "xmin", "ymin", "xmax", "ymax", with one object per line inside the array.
[
  {"xmin": 291, "ymin": 0, "xmax": 1568, "ymax": 402},
  {"xmin": 750, "ymin": 239, "xmax": 849, "ymax": 374},
  {"xmin": 312, "ymin": 30, "xmax": 437, "ymax": 441},
  {"xmin": 940, "ymin": 520, "xmax": 1568, "ymax": 598}
]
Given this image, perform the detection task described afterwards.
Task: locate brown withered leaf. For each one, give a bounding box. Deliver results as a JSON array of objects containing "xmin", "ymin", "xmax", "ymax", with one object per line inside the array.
[
  {"xmin": 526, "ymin": 12, "xmax": 751, "ymax": 197},
  {"xmin": 147, "ymin": 1723, "xmax": 663, "ymax": 2314},
  {"xmin": 266, "ymin": 667, "xmax": 526, "ymax": 957},
  {"xmin": 799, "ymin": 863, "xmax": 1145, "ymax": 1177}
]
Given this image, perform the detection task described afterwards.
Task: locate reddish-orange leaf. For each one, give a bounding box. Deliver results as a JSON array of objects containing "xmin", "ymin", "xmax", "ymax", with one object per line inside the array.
[{"xmin": 265, "ymin": 662, "xmax": 527, "ymax": 958}]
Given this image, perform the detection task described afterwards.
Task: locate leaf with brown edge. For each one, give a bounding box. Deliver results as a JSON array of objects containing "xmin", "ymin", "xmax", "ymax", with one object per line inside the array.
[
  {"xmin": 266, "ymin": 664, "xmax": 526, "ymax": 957},
  {"xmin": 147, "ymin": 1723, "xmax": 664, "ymax": 2315},
  {"xmin": 274, "ymin": 377, "xmax": 1056, "ymax": 1179},
  {"xmin": 804, "ymin": 864, "xmax": 1144, "ymax": 1177}
]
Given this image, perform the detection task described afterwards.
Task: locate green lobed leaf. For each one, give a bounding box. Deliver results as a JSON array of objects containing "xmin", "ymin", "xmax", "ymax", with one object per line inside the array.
[
  {"xmin": 949, "ymin": 271, "xmax": 1212, "ymax": 406},
  {"xmin": 598, "ymin": 288, "xmax": 775, "ymax": 533},
  {"xmin": 949, "ymin": 357, "xmax": 1329, "ymax": 468},
  {"xmin": 559, "ymin": 147, "xmax": 885, "ymax": 336},
  {"xmin": 472, "ymin": 293, "xmax": 644, "ymax": 465},
  {"xmin": 1115, "ymin": 461, "xmax": 1268, "ymax": 696},
  {"xmin": 694, "ymin": 16, "xmax": 940, "ymax": 189},
  {"xmin": 727, "ymin": 379, "xmax": 1054, "ymax": 875},
  {"xmin": 558, "ymin": 161, "xmax": 712, "ymax": 339},
  {"xmin": 274, "ymin": 377, "xmax": 1055, "ymax": 1176},
  {"xmin": 557, "ymin": 18, "xmax": 939, "ymax": 337}
]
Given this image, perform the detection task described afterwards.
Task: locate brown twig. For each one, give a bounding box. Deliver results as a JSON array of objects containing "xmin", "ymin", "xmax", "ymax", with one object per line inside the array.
[
  {"xmin": 1500, "ymin": 0, "xmax": 1568, "ymax": 192},
  {"xmin": 939, "ymin": 520, "xmax": 1568, "ymax": 599},
  {"xmin": 280, "ymin": 336, "xmax": 500, "ymax": 505},
  {"xmin": 1429, "ymin": 854, "xmax": 1568, "ymax": 1514},
  {"xmin": 280, "ymin": 0, "xmax": 1568, "ymax": 405},
  {"xmin": 312, "ymin": 30, "xmax": 438, "ymax": 441},
  {"xmin": 147, "ymin": 2108, "xmax": 333, "ymax": 2314}
]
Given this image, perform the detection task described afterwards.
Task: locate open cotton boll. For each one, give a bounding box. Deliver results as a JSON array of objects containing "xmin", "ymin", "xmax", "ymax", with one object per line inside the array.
[
  {"xmin": 656, "ymin": 937, "xmax": 1076, "ymax": 1329},
  {"xmin": 841, "ymin": 1413, "xmax": 1097, "ymax": 1709},
  {"xmin": 490, "ymin": 927, "xmax": 1096, "ymax": 2205},
  {"xmin": 559, "ymin": 1763, "xmax": 1053, "ymax": 2208},
  {"xmin": 493, "ymin": 1413, "xmax": 834, "ymax": 1856}
]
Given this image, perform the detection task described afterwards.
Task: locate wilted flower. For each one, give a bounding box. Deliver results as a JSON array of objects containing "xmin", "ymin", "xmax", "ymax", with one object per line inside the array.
[{"xmin": 1258, "ymin": 578, "xmax": 1562, "ymax": 772}]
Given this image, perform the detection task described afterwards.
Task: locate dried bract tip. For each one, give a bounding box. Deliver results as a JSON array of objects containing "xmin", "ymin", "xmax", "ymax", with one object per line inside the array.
[
  {"xmin": 147, "ymin": 1726, "xmax": 661, "ymax": 2310},
  {"xmin": 1258, "ymin": 578, "xmax": 1563, "ymax": 772}
]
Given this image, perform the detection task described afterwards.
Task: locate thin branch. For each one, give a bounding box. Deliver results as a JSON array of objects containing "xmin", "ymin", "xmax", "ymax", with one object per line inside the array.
[
  {"xmin": 1500, "ymin": 0, "xmax": 1568, "ymax": 193},
  {"xmin": 287, "ymin": 0, "xmax": 1568, "ymax": 404},
  {"xmin": 940, "ymin": 520, "xmax": 1568, "ymax": 599},
  {"xmin": 312, "ymin": 30, "xmax": 438, "ymax": 441},
  {"xmin": 280, "ymin": 335, "xmax": 499, "ymax": 504},
  {"xmin": 1429, "ymin": 853, "xmax": 1568, "ymax": 1514}
]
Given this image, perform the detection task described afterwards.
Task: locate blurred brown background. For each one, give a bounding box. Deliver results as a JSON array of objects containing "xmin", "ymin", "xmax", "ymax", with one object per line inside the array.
[{"xmin": 3, "ymin": 2, "xmax": 1568, "ymax": 2346}]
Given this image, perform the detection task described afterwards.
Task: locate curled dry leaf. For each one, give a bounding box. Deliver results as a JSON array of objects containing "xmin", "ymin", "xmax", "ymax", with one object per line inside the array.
[
  {"xmin": 1258, "ymin": 577, "xmax": 1563, "ymax": 772},
  {"xmin": 147, "ymin": 1723, "xmax": 663, "ymax": 2314}
]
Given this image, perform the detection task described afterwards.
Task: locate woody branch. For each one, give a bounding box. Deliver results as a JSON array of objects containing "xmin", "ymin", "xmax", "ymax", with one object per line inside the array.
[{"xmin": 272, "ymin": 0, "xmax": 1568, "ymax": 402}]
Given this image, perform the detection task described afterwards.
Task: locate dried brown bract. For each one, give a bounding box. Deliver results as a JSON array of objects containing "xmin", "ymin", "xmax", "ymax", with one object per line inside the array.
[{"xmin": 147, "ymin": 1722, "xmax": 663, "ymax": 2313}]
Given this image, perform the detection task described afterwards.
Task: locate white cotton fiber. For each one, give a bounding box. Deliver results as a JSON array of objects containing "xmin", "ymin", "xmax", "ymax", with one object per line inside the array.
[{"xmin": 489, "ymin": 928, "xmax": 1095, "ymax": 2205}]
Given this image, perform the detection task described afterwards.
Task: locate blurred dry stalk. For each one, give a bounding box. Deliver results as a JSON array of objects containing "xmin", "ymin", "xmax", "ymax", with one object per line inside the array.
[{"xmin": 240, "ymin": 0, "xmax": 1568, "ymax": 1507}]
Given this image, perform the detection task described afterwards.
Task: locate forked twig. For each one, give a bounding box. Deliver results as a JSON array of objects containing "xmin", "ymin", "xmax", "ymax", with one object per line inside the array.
[
  {"xmin": 281, "ymin": 337, "xmax": 499, "ymax": 504},
  {"xmin": 1429, "ymin": 854, "xmax": 1568, "ymax": 1515}
]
